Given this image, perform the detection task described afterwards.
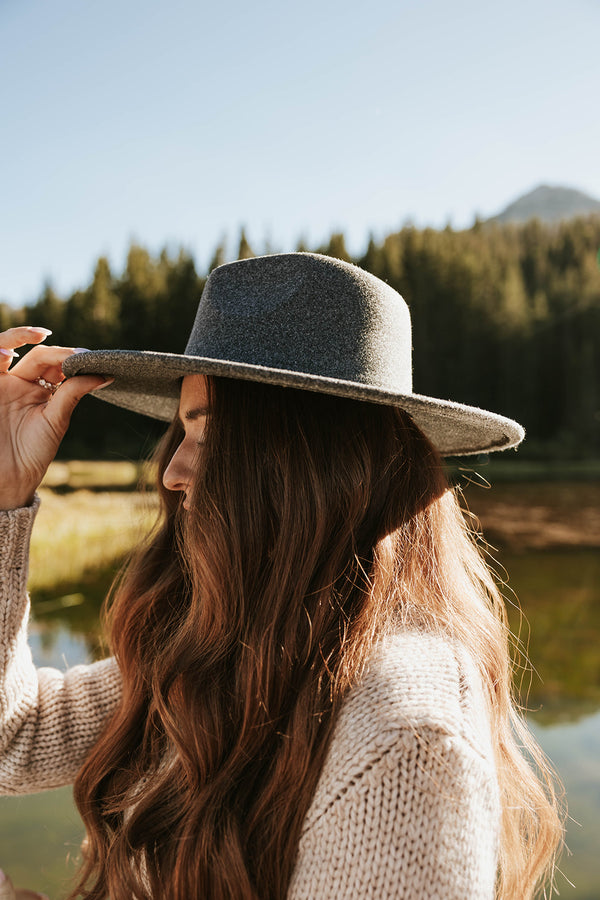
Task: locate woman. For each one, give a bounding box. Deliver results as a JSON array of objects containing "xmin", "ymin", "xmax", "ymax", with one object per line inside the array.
[{"xmin": 0, "ymin": 253, "xmax": 561, "ymax": 899}]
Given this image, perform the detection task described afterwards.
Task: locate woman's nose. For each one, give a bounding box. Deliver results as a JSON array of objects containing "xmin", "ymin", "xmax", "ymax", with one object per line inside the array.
[{"xmin": 163, "ymin": 443, "xmax": 193, "ymax": 493}]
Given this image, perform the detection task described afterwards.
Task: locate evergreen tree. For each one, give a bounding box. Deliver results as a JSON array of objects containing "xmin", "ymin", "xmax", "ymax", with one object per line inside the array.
[
  {"xmin": 0, "ymin": 303, "xmax": 17, "ymax": 331},
  {"xmin": 158, "ymin": 250, "xmax": 203, "ymax": 352},
  {"xmin": 24, "ymin": 282, "xmax": 65, "ymax": 336},
  {"xmin": 359, "ymin": 235, "xmax": 384, "ymax": 278},
  {"xmin": 498, "ymin": 263, "xmax": 530, "ymax": 333},
  {"xmin": 117, "ymin": 244, "xmax": 167, "ymax": 349},
  {"xmin": 237, "ymin": 228, "xmax": 255, "ymax": 260},
  {"xmin": 208, "ymin": 239, "xmax": 227, "ymax": 272},
  {"xmin": 85, "ymin": 258, "xmax": 120, "ymax": 346},
  {"xmin": 324, "ymin": 233, "xmax": 351, "ymax": 262}
]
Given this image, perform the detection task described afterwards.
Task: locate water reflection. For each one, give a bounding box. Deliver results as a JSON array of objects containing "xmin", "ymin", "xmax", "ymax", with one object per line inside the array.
[
  {"xmin": 31, "ymin": 563, "xmax": 118, "ymax": 662},
  {"xmin": 529, "ymin": 712, "xmax": 600, "ymax": 899},
  {"xmin": 502, "ymin": 549, "xmax": 600, "ymax": 723}
]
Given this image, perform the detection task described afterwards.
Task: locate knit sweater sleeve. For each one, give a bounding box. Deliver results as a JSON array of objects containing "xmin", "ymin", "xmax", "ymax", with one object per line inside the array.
[
  {"xmin": 288, "ymin": 632, "xmax": 500, "ymax": 900},
  {"xmin": 0, "ymin": 499, "xmax": 122, "ymax": 795}
]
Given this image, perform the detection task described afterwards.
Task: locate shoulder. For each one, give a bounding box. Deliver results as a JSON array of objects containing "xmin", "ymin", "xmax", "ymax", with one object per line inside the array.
[
  {"xmin": 302, "ymin": 628, "xmax": 498, "ymax": 833},
  {"xmin": 335, "ymin": 628, "xmax": 493, "ymax": 765},
  {"xmin": 289, "ymin": 631, "xmax": 500, "ymax": 899}
]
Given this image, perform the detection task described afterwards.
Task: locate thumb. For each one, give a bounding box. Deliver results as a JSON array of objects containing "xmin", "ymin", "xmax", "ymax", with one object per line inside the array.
[{"xmin": 45, "ymin": 374, "xmax": 114, "ymax": 436}]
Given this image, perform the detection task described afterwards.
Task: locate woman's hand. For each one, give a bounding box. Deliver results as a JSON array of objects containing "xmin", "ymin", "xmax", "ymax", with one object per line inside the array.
[
  {"xmin": 0, "ymin": 326, "xmax": 111, "ymax": 510},
  {"xmin": 0, "ymin": 868, "xmax": 48, "ymax": 900}
]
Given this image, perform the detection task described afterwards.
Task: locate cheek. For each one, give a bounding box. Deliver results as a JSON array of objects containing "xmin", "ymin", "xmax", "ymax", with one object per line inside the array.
[{"xmin": 178, "ymin": 445, "xmax": 197, "ymax": 481}]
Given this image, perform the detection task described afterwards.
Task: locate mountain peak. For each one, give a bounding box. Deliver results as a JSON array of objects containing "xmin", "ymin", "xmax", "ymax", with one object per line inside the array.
[{"xmin": 490, "ymin": 184, "xmax": 600, "ymax": 225}]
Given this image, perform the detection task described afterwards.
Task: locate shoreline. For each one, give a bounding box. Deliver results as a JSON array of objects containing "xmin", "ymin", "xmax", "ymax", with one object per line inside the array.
[{"xmin": 463, "ymin": 482, "xmax": 600, "ymax": 551}]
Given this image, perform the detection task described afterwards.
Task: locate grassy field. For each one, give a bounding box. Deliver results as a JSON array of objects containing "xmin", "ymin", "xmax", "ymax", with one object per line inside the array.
[
  {"xmin": 41, "ymin": 459, "xmax": 156, "ymax": 491},
  {"xmin": 31, "ymin": 484, "xmax": 158, "ymax": 594}
]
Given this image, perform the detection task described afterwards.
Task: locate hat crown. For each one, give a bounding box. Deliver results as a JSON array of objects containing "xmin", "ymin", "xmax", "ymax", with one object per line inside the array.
[{"xmin": 185, "ymin": 253, "xmax": 413, "ymax": 393}]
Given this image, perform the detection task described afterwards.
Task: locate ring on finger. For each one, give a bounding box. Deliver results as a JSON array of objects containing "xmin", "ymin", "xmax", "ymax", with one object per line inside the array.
[{"xmin": 35, "ymin": 377, "xmax": 61, "ymax": 395}]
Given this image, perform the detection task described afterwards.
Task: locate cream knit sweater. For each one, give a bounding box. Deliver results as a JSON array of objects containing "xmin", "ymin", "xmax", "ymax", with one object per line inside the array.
[{"xmin": 0, "ymin": 500, "xmax": 500, "ymax": 899}]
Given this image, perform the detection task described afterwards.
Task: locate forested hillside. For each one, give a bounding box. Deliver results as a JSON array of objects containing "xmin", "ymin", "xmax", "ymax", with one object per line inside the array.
[{"xmin": 2, "ymin": 218, "xmax": 599, "ymax": 459}]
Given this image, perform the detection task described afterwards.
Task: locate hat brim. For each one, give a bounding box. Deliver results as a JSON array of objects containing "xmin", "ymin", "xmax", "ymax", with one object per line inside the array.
[{"xmin": 62, "ymin": 349, "xmax": 524, "ymax": 457}]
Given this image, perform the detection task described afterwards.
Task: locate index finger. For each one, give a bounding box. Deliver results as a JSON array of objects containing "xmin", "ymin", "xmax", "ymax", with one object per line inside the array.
[
  {"xmin": 10, "ymin": 344, "xmax": 81, "ymax": 382},
  {"xmin": 0, "ymin": 326, "xmax": 53, "ymax": 349}
]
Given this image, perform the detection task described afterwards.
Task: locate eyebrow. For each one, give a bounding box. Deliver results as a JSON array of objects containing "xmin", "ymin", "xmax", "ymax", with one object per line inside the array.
[{"xmin": 179, "ymin": 406, "xmax": 209, "ymax": 425}]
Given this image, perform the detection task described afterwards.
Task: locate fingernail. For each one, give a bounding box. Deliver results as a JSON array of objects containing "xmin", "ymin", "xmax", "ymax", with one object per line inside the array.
[
  {"xmin": 27, "ymin": 326, "xmax": 52, "ymax": 335},
  {"xmin": 0, "ymin": 348, "xmax": 18, "ymax": 357},
  {"xmin": 93, "ymin": 377, "xmax": 114, "ymax": 390},
  {"xmin": 73, "ymin": 348, "xmax": 90, "ymax": 353},
  {"xmin": 0, "ymin": 868, "xmax": 6, "ymax": 882}
]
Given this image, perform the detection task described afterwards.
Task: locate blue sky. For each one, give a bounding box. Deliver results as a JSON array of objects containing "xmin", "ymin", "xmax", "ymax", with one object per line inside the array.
[{"xmin": 1, "ymin": 0, "xmax": 598, "ymax": 306}]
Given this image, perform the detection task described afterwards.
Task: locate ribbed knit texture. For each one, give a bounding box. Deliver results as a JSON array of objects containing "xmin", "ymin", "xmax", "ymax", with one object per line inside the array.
[
  {"xmin": 0, "ymin": 499, "xmax": 122, "ymax": 793},
  {"xmin": 0, "ymin": 502, "xmax": 500, "ymax": 897}
]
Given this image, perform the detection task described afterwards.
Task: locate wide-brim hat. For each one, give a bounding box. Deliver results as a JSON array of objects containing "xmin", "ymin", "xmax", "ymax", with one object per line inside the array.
[{"xmin": 62, "ymin": 252, "xmax": 524, "ymax": 457}]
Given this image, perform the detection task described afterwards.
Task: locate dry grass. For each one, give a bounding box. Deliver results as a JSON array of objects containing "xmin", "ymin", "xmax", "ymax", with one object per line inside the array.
[
  {"xmin": 29, "ymin": 488, "xmax": 159, "ymax": 593},
  {"xmin": 41, "ymin": 459, "xmax": 157, "ymax": 490}
]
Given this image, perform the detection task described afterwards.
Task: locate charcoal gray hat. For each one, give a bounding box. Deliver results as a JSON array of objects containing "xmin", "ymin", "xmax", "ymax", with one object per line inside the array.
[{"xmin": 62, "ymin": 251, "xmax": 524, "ymax": 456}]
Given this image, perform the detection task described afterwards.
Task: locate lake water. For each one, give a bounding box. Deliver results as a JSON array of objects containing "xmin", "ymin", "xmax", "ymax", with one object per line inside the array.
[{"xmin": 1, "ymin": 541, "xmax": 599, "ymax": 897}]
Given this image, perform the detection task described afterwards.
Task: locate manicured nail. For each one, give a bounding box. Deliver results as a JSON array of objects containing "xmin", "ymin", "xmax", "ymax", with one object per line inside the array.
[
  {"xmin": 73, "ymin": 348, "xmax": 90, "ymax": 353},
  {"xmin": 0, "ymin": 348, "xmax": 18, "ymax": 357},
  {"xmin": 27, "ymin": 326, "xmax": 52, "ymax": 335}
]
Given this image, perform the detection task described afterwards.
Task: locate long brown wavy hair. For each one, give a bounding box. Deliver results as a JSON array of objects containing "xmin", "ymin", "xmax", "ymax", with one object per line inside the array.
[{"xmin": 71, "ymin": 377, "xmax": 562, "ymax": 900}]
